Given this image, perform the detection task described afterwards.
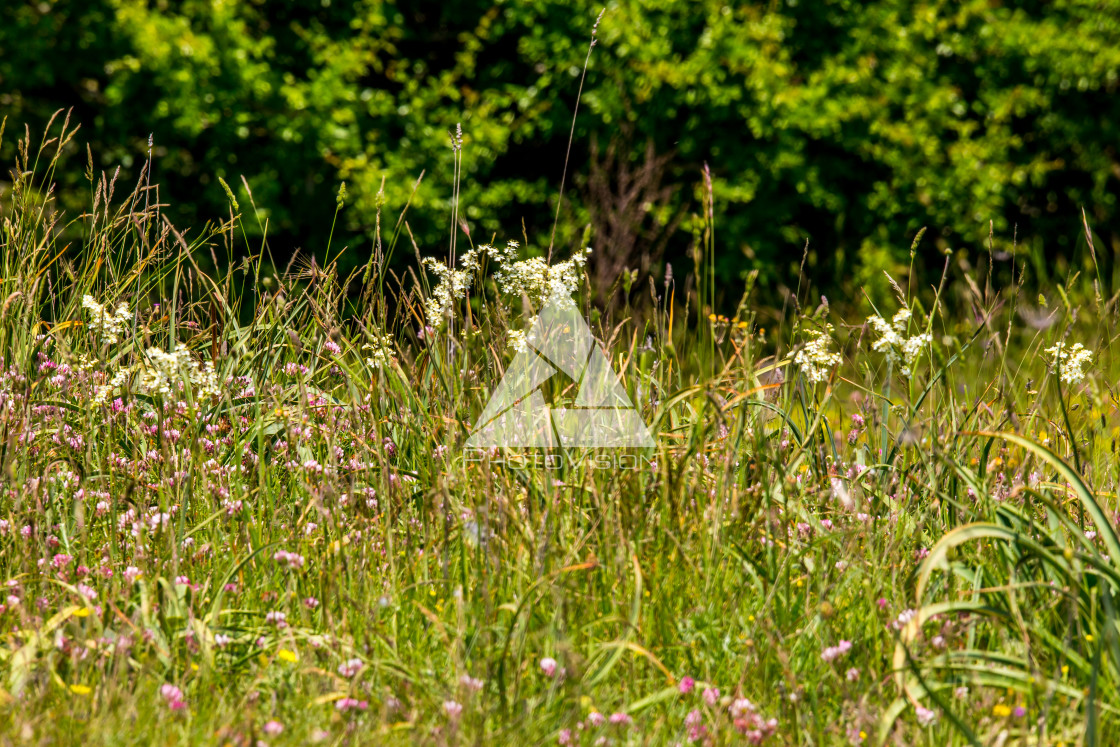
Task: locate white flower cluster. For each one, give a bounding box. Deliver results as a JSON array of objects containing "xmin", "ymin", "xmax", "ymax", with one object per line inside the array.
[
  {"xmin": 485, "ymin": 242, "xmax": 590, "ymax": 309},
  {"xmin": 422, "ymin": 254, "xmax": 476, "ymax": 325},
  {"xmin": 422, "ymin": 241, "xmax": 590, "ymax": 326},
  {"xmin": 91, "ymin": 368, "xmax": 131, "ymax": 407},
  {"xmin": 507, "ymin": 328, "xmax": 529, "ymax": 353},
  {"xmin": 866, "ymin": 306, "xmax": 931, "ymax": 378},
  {"xmin": 139, "ymin": 345, "xmax": 219, "ymax": 400},
  {"xmin": 363, "ymin": 333, "xmax": 396, "ymax": 370},
  {"xmin": 1044, "ymin": 341, "xmax": 1093, "ymax": 385},
  {"xmin": 792, "ymin": 325, "xmax": 842, "ymax": 383},
  {"xmin": 82, "ymin": 295, "xmax": 132, "ymax": 345}
]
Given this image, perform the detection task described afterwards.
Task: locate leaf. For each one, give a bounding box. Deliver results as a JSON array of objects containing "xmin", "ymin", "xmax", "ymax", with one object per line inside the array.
[{"xmin": 976, "ymin": 431, "xmax": 1120, "ymax": 564}]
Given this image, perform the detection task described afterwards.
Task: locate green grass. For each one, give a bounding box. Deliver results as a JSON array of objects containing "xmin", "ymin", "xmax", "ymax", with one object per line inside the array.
[{"xmin": 1, "ymin": 117, "xmax": 1120, "ymax": 746}]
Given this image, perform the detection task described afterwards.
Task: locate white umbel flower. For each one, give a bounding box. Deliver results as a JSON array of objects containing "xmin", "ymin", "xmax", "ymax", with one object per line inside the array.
[
  {"xmin": 1044, "ymin": 341, "xmax": 1092, "ymax": 385},
  {"xmin": 363, "ymin": 333, "xmax": 396, "ymax": 370},
  {"xmin": 82, "ymin": 295, "xmax": 132, "ymax": 345},
  {"xmin": 139, "ymin": 344, "xmax": 219, "ymax": 400},
  {"xmin": 866, "ymin": 306, "xmax": 931, "ymax": 378},
  {"xmin": 792, "ymin": 325, "xmax": 842, "ymax": 384}
]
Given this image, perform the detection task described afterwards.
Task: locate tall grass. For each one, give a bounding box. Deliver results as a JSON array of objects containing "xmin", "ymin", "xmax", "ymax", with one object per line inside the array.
[{"xmin": 1, "ymin": 115, "xmax": 1119, "ymax": 746}]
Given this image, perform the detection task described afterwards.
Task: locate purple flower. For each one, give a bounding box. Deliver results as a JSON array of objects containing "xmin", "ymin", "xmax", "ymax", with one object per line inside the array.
[
  {"xmin": 338, "ymin": 658, "xmax": 364, "ymax": 679},
  {"xmin": 335, "ymin": 697, "xmax": 368, "ymax": 713},
  {"xmin": 821, "ymin": 640, "xmax": 852, "ymax": 662}
]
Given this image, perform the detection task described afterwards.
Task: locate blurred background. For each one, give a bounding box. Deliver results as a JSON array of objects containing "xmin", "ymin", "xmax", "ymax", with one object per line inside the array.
[{"xmin": 2, "ymin": 0, "xmax": 1119, "ymax": 315}]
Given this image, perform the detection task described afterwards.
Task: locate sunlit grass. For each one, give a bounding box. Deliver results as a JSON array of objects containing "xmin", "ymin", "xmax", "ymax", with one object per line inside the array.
[{"xmin": 1, "ymin": 117, "xmax": 1119, "ymax": 745}]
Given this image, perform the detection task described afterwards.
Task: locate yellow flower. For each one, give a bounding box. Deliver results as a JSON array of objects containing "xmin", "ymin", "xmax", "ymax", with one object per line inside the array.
[
  {"xmin": 992, "ymin": 704, "xmax": 1011, "ymax": 717},
  {"xmin": 69, "ymin": 684, "xmax": 92, "ymax": 696},
  {"xmin": 73, "ymin": 607, "xmax": 91, "ymax": 618},
  {"xmin": 278, "ymin": 649, "xmax": 298, "ymax": 663}
]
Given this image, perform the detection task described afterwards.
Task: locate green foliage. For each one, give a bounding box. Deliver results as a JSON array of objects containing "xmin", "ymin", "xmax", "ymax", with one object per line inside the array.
[{"xmin": 3, "ymin": 1, "xmax": 1120, "ymax": 302}]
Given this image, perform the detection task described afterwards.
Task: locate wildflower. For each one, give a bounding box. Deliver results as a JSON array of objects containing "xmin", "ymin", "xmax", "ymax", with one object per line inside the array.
[
  {"xmin": 1044, "ymin": 341, "xmax": 1093, "ymax": 385},
  {"xmin": 821, "ymin": 640, "xmax": 852, "ymax": 662},
  {"xmin": 891, "ymin": 609, "xmax": 917, "ymax": 630},
  {"xmin": 846, "ymin": 726, "xmax": 866, "ymax": 745},
  {"xmin": 82, "ymin": 295, "xmax": 133, "ymax": 346},
  {"xmin": 362, "ymin": 333, "xmax": 396, "ymax": 370},
  {"xmin": 160, "ymin": 683, "xmax": 187, "ymax": 711},
  {"xmin": 915, "ymin": 706, "xmax": 937, "ymax": 727},
  {"xmin": 459, "ymin": 675, "xmax": 484, "ymax": 692},
  {"xmin": 845, "ymin": 668, "xmax": 860, "ymax": 682},
  {"xmin": 335, "ymin": 697, "xmax": 368, "ymax": 713},
  {"xmin": 263, "ymin": 721, "xmax": 284, "ymax": 737},
  {"xmin": 587, "ymin": 711, "xmax": 606, "ymax": 727},
  {"xmin": 702, "ymin": 687, "xmax": 720, "ymax": 707},
  {"xmin": 866, "ymin": 306, "xmax": 931, "ymax": 377},
  {"xmin": 685, "ymin": 709, "xmax": 707, "ymax": 742},
  {"xmin": 138, "ymin": 344, "xmax": 220, "ymax": 400},
  {"xmin": 507, "ymin": 328, "xmax": 529, "ymax": 353},
  {"xmin": 678, "ymin": 676, "xmax": 696, "ymax": 694},
  {"xmin": 338, "ymin": 658, "xmax": 364, "ymax": 678},
  {"xmin": 728, "ymin": 698, "xmax": 755, "ymax": 719},
  {"xmin": 422, "ymin": 251, "xmax": 478, "ymax": 324},
  {"xmin": 792, "ymin": 324, "xmax": 842, "ymax": 383},
  {"xmin": 124, "ymin": 566, "xmax": 141, "ymax": 584},
  {"xmin": 265, "ymin": 611, "xmax": 288, "ymax": 628},
  {"xmin": 443, "ymin": 700, "xmax": 463, "ymax": 720},
  {"xmin": 540, "ymin": 657, "xmax": 558, "ymax": 677},
  {"xmin": 272, "ymin": 549, "xmax": 306, "ymax": 570},
  {"xmin": 608, "ymin": 712, "xmax": 632, "ymax": 726},
  {"xmin": 558, "ymin": 728, "xmax": 574, "ymax": 745},
  {"xmin": 831, "ymin": 477, "xmax": 854, "ymax": 510},
  {"xmin": 215, "ymin": 634, "xmax": 232, "ymax": 648}
]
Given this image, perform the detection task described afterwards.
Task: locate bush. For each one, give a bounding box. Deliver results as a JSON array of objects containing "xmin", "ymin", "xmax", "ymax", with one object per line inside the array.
[{"xmin": 3, "ymin": 0, "xmax": 1119, "ymax": 305}]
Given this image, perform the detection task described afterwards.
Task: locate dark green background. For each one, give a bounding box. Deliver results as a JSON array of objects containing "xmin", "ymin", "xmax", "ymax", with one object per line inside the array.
[{"xmin": 3, "ymin": 0, "xmax": 1119, "ymax": 308}]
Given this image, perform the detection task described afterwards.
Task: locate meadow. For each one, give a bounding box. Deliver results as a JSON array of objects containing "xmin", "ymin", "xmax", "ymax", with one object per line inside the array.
[{"xmin": 2, "ymin": 115, "xmax": 1120, "ymax": 746}]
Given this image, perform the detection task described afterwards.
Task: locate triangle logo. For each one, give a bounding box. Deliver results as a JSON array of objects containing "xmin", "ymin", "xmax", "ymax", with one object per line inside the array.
[{"xmin": 466, "ymin": 291, "xmax": 655, "ymax": 448}]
